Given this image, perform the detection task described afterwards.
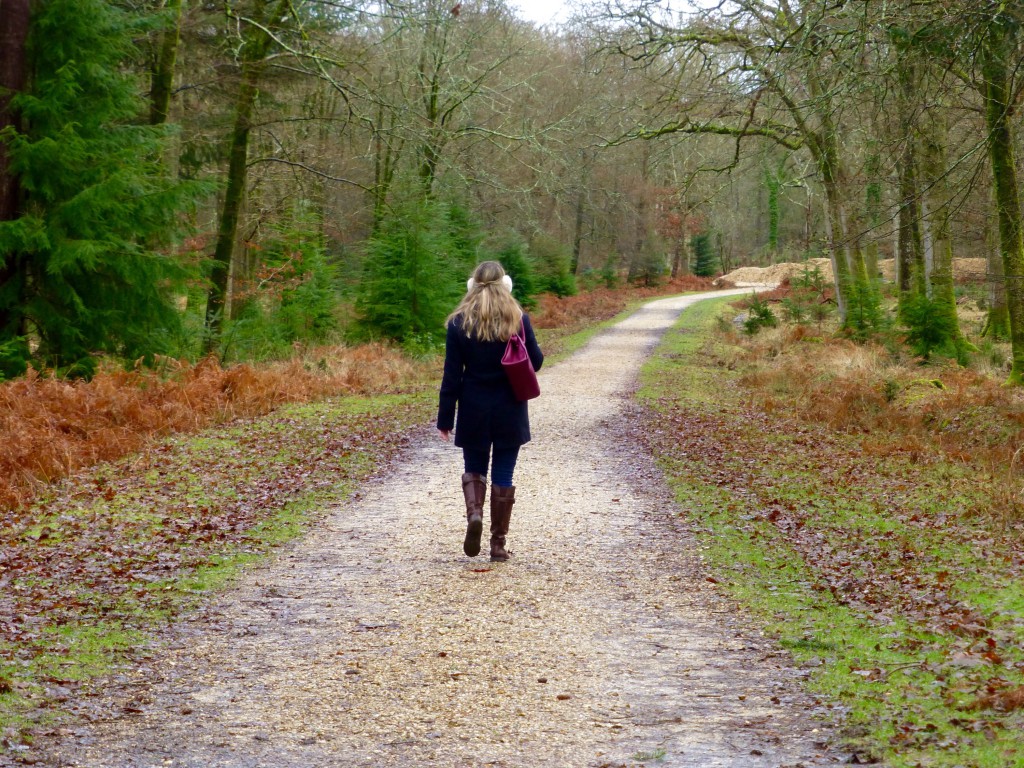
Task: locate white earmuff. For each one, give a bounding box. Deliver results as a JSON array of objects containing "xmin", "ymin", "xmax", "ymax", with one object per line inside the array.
[{"xmin": 466, "ymin": 275, "xmax": 514, "ymax": 292}]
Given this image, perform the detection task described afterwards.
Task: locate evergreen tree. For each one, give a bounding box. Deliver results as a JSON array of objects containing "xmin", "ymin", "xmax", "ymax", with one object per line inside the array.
[
  {"xmin": 529, "ymin": 233, "xmax": 576, "ymax": 297},
  {"xmin": 355, "ymin": 198, "xmax": 463, "ymax": 348},
  {"xmin": 443, "ymin": 200, "xmax": 483, "ymax": 274},
  {"xmin": 485, "ymin": 231, "xmax": 538, "ymax": 309},
  {"xmin": 691, "ymin": 232, "xmax": 718, "ymax": 277},
  {"xmin": 0, "ymin": 0, "xmax": 200, "ymax": 377},
  {"xmin": 628, "ymin": 241, "xmax": 668, "ymax": 286}
]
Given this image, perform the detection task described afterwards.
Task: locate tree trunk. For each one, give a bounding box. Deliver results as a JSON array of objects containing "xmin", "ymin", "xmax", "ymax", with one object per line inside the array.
[
  {"xmin": 416, "ymin": 14, "xmax": 453, "ymax": 199},
  {"xmin": 822, "ymin": 179, "xmax": 851, "ymax": 323},
  {"xmin": 0, "ymin": 0, "xmax": 29, "ymax": 221},
  {"xmin": 371, "ymin": 99, "xmax": 401, "ymax": 231},
  {"xmin": 0, "ymin": 0, "xmax": 31, "ymax": 344},
  {"xmin": 921, "ymin": 198, "xmax": 935, "ymax": 297},
  {"xmin": 671, "ymin": 237, "xmax": 687, "ymax": 278},
  {"xmin": 571, "ymin": 187, "xmax": 584, "ymax": 275},
  {"xmin": 203, "ymin": 0, "xmax": 287, "ymax": 354},
  {"xmin": 764, "ymin": 160, "xmax": 781, "ymax": 254},
  {"xmin": 149, "ymin": 0, "xmax": 183, "ymax": 126},
  {"xmin": 864, "ymin": 149, "xmax": 882, "ymax": 281},
  {"xmin": 981, "ymin": 17, "xmax": 1024, "ymax": 383},
  {"xmin": 896, "ymin": 140, "xmax": 924, "ymax": 302},
  {"xmin": 627, "ymin": 145, "xmax": 651, "ymax": 283},
  {"xmin": 0, "ymin": 0, "xmax": 30, "ymax": 222},
  {"xmin": 984, "ymin": 186, "xmax": 1010, "ymax": 339},
  {"xmin": 204, "ymin": 69, "xmax": 260, "ymax": 353},
  {"xmin": 921, "ymin": 105, "xmax": 966, "ymax": 351}
]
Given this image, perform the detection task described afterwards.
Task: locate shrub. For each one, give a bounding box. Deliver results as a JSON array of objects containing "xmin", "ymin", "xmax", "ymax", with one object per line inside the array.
[
  {"xmin": 901, "ymin": 292, "xmax": 958, "ymax": 360},
  {"xmin": 354, "ymin": 198, "xmax": 463, "ymax": 349},
  {"xmin": 743, "ymin": 293, "xmax": 778, "ymax": 335},
  {"xmin": 844, "ymin": 278, "xmax": 886, "ymax": 339},
  {"xmin": 529, "ymin": 234, "xmax": 577, "ymax": 297}
]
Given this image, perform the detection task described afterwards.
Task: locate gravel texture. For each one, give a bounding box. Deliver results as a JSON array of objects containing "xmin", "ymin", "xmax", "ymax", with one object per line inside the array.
[{"xmin": 33, "ymin": 289, "xmax": 843, "ymax": 768}]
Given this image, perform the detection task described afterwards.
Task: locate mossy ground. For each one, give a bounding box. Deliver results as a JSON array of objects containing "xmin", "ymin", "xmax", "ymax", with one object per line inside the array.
[{"xmin": 638, "ymin": 296, "xmax": 1024, "ymax": 767}]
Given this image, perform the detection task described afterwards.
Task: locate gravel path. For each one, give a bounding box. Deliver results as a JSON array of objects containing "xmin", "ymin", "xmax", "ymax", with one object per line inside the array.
[{"xmin": 36, "ymin": 289, "xmax": 842, "ymax": 768}]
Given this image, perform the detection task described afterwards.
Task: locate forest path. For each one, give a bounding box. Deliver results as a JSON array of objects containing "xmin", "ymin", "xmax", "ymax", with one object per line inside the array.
[{"xmin": 39, "ymin": 289, "xmax": 840, "ymax": 768}]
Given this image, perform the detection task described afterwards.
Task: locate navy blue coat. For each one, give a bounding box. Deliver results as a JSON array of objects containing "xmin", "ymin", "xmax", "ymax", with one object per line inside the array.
[{"xmin": 436, "ymin": 314, "xmax": 544, "ymax": 450}]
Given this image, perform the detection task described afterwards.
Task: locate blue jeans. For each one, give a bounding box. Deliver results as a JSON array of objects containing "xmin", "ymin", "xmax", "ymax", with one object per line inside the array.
[{"xmin": 463, "ymin": 445, "xmax": 520, "ymax": 487}]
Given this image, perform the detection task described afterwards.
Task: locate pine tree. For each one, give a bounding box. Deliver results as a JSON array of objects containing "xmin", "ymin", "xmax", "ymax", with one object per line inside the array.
[
  {"xmin": 529, "ymin": 233, "xmax": 576, "ymax": 297},
  {"xmin": 691, "ymin": 232, "xmax": 718, "ymax": 277},
  {"xmin": 355, "ymin": 198, "xmax": 463, "ymax": 348},
  {"xmin": 0, "ymin": 0, "xmax": 201, "ymax": 377},
  {"xmin": 485, "ymin": 231, "xmax": 538, "ymax": 309}
]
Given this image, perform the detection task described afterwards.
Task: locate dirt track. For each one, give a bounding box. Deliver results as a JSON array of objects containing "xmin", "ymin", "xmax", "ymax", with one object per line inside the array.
[{"xmin": 34, "ymin": 289, "xmax": 843, "ymax": 768}]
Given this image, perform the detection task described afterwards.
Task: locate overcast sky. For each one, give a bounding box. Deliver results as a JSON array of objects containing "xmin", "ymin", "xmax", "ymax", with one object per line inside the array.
[
  {"xmin": 508, "ymin": 0, "xmax": 711, "ymax": 28},
  {"xmin": 509, "ymin": 0, "xmax": 575, "ymax": 25}
]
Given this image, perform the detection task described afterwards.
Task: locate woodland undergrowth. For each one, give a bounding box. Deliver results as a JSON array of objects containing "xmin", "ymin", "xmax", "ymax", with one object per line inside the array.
[
  {"xmin": 0, "ymin": 277, "xmax": 710, "ymax": 514},
  {"xmin": 0, "ymin": 344, "xmax": 431, "ymax": 512},
  {"xmin": 729, "ymin": 292, "xmax": 1024, "ymax": 518},
  {"xmin": 639, "ymin": 294, "xmax": 1024, "ymax": 767}
]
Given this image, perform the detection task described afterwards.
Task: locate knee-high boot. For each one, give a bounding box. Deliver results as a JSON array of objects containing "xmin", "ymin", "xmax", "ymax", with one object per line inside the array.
[
  {"xmin": 489, "ymin": 484, "xmax": 515, "ymax": 562},
  {"xmin": 461, "ymin": 473, "xmax": 486, "ymax": 557}
]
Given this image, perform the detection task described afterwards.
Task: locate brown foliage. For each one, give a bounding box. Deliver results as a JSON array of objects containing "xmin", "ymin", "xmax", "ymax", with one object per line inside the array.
[
  {"xmin": 729, "ymin": 321, "xmax": 1024, "ymax": 517},
  {"xmin": 737, "ymin": 335, "xmax": 1024, "ymax": 468},
  {"xmin": 0, "ymin": 344, "xmax": 427, "ymax": 510}
]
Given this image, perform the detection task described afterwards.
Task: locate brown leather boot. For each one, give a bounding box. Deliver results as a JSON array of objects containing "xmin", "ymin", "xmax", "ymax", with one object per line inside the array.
[
  {"xmin": 489, "ymin": 484, "xmax": 515, "ymax": 561},
  {"xmin": 462, "ymin": 473, "xmax": 486, "ymax": 557}
]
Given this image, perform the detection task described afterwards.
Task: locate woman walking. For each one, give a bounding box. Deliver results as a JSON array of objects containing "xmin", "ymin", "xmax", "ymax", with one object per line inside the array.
[{"xmin": 437, "ymin": 261, "xmax": 544, "ymax": 561}]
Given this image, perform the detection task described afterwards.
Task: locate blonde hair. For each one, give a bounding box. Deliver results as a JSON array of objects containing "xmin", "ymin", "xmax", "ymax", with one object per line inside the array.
[{"xmin": 447, "ymin": 261, "xmax": 524, "ymax": 342}]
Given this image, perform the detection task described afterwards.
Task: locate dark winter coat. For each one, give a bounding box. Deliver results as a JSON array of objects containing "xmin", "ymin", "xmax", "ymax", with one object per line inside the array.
[{"xmin": 436, "ymin": 313, "xmax": 544, "ymax": 450}]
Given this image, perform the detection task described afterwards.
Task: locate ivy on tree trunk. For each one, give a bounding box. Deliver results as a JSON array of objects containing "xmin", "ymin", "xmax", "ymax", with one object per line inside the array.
[{"xmin": 981, "ymin": 14, "xmax": 1024, "ymax": 383}]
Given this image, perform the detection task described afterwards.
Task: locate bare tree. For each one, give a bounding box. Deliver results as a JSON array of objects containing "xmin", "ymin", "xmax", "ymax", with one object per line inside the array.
[{"xmin": 598, "ymin": 0, "xmax": 890, "ymax": 324}]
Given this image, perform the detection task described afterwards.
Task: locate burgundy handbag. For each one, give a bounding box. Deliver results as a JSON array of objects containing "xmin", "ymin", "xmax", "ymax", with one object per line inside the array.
[{"xmin": 501, "ymin": 321, "xmax": 540, "ymax": 401}]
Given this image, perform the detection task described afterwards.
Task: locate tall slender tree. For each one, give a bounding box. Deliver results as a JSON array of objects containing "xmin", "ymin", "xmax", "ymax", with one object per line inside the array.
[{"xmin": 203, "ymin": 0, "xmax": 294, "ymax": 353}]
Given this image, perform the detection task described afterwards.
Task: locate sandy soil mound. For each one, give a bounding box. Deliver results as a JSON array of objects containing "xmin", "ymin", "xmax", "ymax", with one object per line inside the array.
[
  {"xmin": 716, "ymin": 258, "xmax": 833, "ymax": 287},
  {"xmin": 720, "ymin": 257, "xmax": 989, "ymax": 287},
  {"xmin": 878, "ymin": 258, "xmax": 987, "ymax": 282}
]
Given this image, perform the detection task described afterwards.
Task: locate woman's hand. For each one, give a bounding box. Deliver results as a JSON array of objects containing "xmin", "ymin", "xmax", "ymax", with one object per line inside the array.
[{"xmin": 438, "ymin": 429, "xmax": 451, "ymax": 442}]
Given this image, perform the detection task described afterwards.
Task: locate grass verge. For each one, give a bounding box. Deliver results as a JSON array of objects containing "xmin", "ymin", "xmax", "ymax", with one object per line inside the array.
[
  {"xmin": 637, "ymin": 296, "xmax": 1024, "ymax": 767},
  {"xmin": 0, "ymin": 391, "xmax": 433, "ymax": 756}
]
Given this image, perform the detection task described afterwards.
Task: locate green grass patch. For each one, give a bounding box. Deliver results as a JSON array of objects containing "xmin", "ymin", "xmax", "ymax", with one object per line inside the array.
[{"xmin": 638, "ymin": 298, "xmax": 1024, "ymax": 766}]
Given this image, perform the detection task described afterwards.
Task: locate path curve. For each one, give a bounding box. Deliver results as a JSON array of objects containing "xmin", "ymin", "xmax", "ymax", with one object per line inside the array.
[{"xmin": 37, "ymin": 289, "xmax": 840, "ymax": 767}]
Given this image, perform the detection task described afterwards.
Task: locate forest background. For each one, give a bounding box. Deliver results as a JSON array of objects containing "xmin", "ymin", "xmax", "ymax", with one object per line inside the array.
[
  {"xmin": 3, "ymin": 0, "xmax": 1024, "ymax": 381},
  {"xmin": 3, "ymin": 1, "xmax": 1024, "ymax": 764}
]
